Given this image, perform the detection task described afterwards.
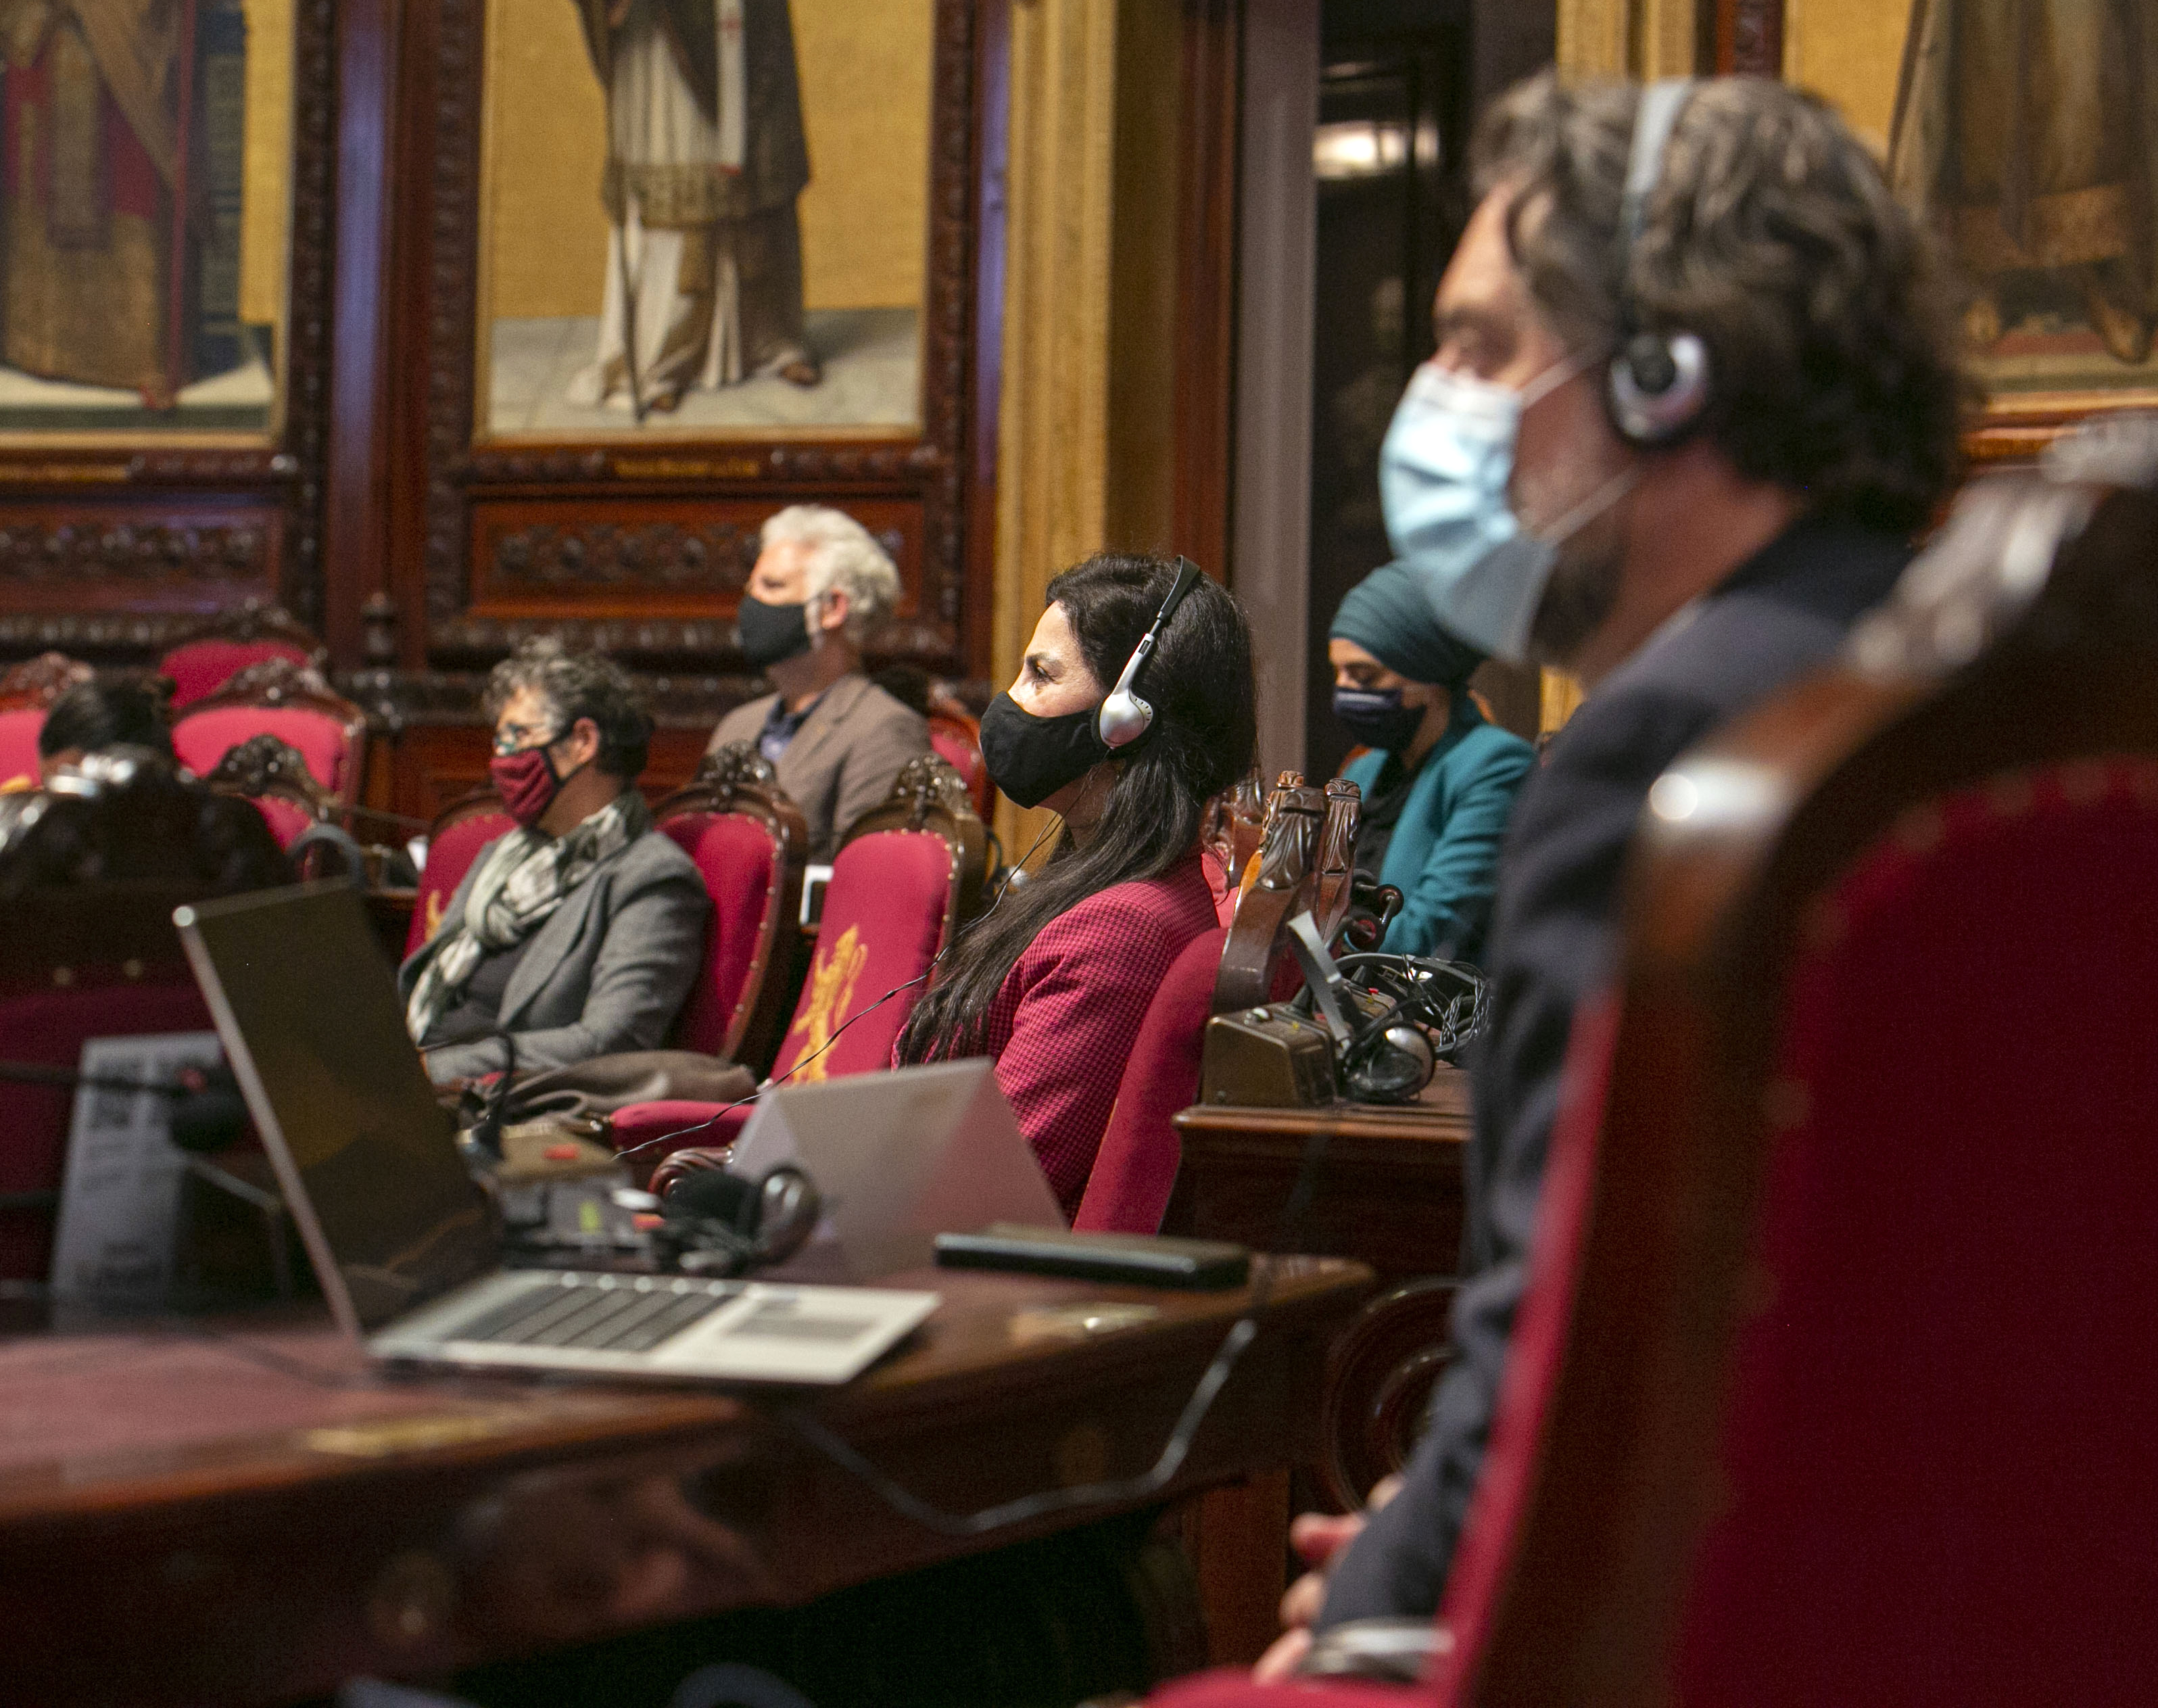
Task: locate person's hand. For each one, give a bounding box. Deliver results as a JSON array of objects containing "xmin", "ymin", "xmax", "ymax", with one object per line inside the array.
[{"xmin": 1252, "ymin": 1475, "xmax": 1403, "ymax": 1682}]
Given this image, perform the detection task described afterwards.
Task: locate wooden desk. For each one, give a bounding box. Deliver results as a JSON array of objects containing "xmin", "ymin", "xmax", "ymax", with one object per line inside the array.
[
  {"xmin": 0, "ymin": 1260, "xmax": 1369, "ymax": 1706},
  {"xmin": 1166, "ymin": 1067, "xmax": 1470, "ymax": 1283},
  {"xmin": 1167, "ymin": 1072, "xmax": 1471, "ymax": 1508}
]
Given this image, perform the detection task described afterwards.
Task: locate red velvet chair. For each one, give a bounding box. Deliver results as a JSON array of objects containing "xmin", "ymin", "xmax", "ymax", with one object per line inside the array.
[
  {"xmin": 926, "ymin": 690, "xmax": 995, "ymax": 823},
  {"xmin": 619, "ymin": 755, "xmax": 987, "ymax": 1180},
  {"xmin": 0, "ymin": 653, "xmax": 96, "ymax": 791},
  {"xmin": 172, "ymin": 658, "xmax": 365, "ymax": 805},
  {"xmin": 653, "ymin": 742, "xmax": 809, "ymax": 1075},
  {"xmin": 406, "ymin": 790, "xmax": 517, "ymax": 959},
  {"xmin": 1151, "ymin": 426, "xmax": 2158, "ymax": 1703},
  {"xmin": 0, "ymin": 756, "xmax": 289, "ymax": 1278},
  {"xmin": 158, "ymin": 605, "xmax": 326, "ymax": 710},
  {"xmin": 0, "ymin": 710, "xmax": 42, "ymax": 793},
  {"xmin": 1072, "ymin": 925, "xmax": 1228, "ymax": 1234}
]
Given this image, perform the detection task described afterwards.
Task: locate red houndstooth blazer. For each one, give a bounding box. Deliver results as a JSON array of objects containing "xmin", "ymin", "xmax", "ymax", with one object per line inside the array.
[{"xmin": 977, "ymin": 847, "xmax": 1220, "ymax": 1217}]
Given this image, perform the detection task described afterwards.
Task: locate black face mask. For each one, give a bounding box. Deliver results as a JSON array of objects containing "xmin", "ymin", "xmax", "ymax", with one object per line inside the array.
[
  {"xmin": 737, "ymin": 596, "xmax": 814, "ymax": 669},
  {"xmin": 978, "ymin": 692, "xmax": 1109, "ymax": 810},
  {"xmin": 1333, "ymin": 685, "xmax": 1425, "ymax": 754}
]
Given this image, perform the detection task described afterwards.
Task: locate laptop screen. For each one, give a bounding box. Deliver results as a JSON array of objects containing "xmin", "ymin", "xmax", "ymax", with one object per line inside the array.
[{"xmin": 176, "ymin": 883, "xmax": 496, "ymax": 1333}]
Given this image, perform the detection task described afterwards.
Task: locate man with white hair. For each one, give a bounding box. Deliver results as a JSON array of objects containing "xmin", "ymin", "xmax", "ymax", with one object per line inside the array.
[{"xmin": 706, "ymin": 504, "xmax": 932, "ymax": 857}]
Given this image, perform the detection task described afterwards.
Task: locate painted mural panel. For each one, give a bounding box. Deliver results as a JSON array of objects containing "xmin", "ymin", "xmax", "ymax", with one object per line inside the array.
[
  {"xmin": 475, "ymin": 0, "xmax": 933, "ymax": 439},
  {"xmin": 0, "ymin": 0, "xmax": 291, "ymax": 434}
]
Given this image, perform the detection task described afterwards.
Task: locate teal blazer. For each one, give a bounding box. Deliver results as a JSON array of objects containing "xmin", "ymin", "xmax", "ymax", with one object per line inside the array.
[{"xmin": 1340, "ymin": 701, "xmax": 1535, "ymax": 964}]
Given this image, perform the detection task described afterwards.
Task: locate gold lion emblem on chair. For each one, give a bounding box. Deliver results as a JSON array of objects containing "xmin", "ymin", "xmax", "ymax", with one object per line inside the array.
[{"xmin": 785, "ymin": 924, "xmax": 869, "ymax": 1082}]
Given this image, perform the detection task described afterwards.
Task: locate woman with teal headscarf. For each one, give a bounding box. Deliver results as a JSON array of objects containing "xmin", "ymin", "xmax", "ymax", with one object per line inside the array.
[{"xmin": 1329, "ymin": 560, "xmax": 1535, "ymax": 964}]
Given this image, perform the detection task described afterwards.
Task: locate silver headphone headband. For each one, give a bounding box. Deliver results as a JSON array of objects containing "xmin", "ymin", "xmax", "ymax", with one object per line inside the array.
[{"xmin": 1619, "ymin": 78, "xmax": 1695, "ymax": 256}]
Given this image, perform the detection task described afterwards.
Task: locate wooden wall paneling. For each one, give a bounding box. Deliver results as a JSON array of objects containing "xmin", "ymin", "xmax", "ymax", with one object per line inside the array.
[
  {"xmin": 967, "ymin": 0, "xmax": 1014, "ymax": 681},
  {"xmin": 1232, "ymin": 0, "xmax": 1319, "ymax": 778},
  {"xmin": 991, "ymin": 0, "xmax": 1121, "ymax": 860},
  {"xmin": 464, "ymin": 494, "xmax": 925, "ymax": 636},
  {"xmin": 322, "ymin": 0, "xmax": 406, "ymax": 671},
  {"xmin": 1172, "ymin": 0, "xmax": 1243, "ymax": 578},
  {"xmin": 0, "ymin": 0, "xmax": 339, "ymax": 665},
  {"xmin": 387, "ymin": 0, "xmax": 989, "ymax": 676}
]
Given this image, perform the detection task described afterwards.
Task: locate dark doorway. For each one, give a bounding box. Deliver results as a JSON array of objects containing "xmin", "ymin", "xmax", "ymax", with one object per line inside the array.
[
  {"xmin": 1303, "ymin": 3, "xmax": 1470, "ymax": 783},
  {"xmin": 1303, "ymin": 0, "xmax": 1547, "ymax": 780}
]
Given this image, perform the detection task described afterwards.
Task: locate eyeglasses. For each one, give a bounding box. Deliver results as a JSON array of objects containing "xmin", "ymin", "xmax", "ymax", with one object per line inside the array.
[{"xmin": 491, "ymin": 721, "xmax": 561, "ymax": 757}]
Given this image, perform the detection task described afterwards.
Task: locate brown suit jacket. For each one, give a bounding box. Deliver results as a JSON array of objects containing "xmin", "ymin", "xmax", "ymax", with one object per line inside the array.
[{"xmin": 708, "ymin": 672, "xmax": 930, "ymax": 859}]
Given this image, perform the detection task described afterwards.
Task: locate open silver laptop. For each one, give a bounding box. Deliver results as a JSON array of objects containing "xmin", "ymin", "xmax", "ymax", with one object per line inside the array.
[
  {"xmin": 727, "ymin": 1058, "xmax": 1068, "ymax": 1279},
  {"xmin": 174, "ymin": 883, "xmax": 938, "ymax": 1385}
]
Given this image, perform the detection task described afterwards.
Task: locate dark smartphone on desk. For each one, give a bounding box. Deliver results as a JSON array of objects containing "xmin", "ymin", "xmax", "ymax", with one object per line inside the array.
[{"xmin": 934, "ymin": 1224, "xmax": 1251, "ymax": 1289}]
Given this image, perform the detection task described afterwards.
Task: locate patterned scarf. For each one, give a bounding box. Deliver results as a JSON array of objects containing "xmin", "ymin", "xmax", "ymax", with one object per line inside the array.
[{"xmin": 405, "ymin": 790, "xmax": 651, "ymax": 1045}]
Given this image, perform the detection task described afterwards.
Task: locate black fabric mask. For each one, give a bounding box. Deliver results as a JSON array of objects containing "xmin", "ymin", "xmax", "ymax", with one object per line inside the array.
[
  {"xmin": 979, "ymin": 692, "xmax": 1109, "ymax": 809},
  {"xmin": 1333, "ymin": 685, "xmax": 1425, "ymax": 754},
  {"xmin": 737, "ymin": 596, "xmax": 814, "ymax": 669}
]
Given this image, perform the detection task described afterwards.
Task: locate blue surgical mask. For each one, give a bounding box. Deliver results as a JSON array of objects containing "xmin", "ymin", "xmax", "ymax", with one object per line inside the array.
[{"xmin": 1378, "ymin": 355, "xmax": 1614, "ymax": 665}]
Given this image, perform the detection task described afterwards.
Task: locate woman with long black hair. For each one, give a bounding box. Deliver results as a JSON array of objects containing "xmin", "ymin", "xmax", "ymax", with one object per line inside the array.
[{"xmin": 894, "ymin": 552, "xmax": 1256, "ymax": 1215}]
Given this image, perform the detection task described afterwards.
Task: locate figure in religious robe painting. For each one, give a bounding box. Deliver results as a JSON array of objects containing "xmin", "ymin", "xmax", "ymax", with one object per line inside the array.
[
  {"xmin": 1891, "ymin": 0, "xmax": 2158, "ymax": 373},
  {"xmin": 0, "ymin": 0, "xmax": 255, "ymax": 419},
  {"xmin": 565, "ymin": 0, "xmax": 820, "ymax": 418}
]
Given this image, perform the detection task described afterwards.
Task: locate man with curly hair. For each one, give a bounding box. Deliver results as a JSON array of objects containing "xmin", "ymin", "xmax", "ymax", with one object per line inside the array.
[{"xmin": 1261, "ymin": 72, "xmax": 1967, "ymax": 1673}]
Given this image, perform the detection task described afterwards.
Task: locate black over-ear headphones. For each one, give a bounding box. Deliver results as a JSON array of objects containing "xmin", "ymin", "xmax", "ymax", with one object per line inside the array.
[
  {"xmin": 1097, "ymin": 556, "xmax": 1202, "ymax": 749},
  {"xmin": 1606, "ymin": 78, "xmax": 1712, "ymax": 446}
]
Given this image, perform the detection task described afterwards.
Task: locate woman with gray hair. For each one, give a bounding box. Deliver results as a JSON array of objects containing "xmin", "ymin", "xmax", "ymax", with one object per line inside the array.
[
  {"xmin": 707, "ymin": 503, "xmax": 932, "ymax": 858},
  {"xmin": 402, "ymin": 638, "xmax": 708, "ymax": 1085}
]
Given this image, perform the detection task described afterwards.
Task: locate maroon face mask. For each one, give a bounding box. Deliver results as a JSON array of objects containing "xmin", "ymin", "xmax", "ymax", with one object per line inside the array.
[{"xmin": 491, "ymin": 743, "xmax": 569, "ymax": 827}]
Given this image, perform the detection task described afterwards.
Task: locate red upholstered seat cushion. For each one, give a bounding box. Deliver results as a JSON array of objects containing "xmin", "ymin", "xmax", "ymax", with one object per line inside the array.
[
  {"xmin": 661, "ymin": 811, "xmax": 781, "ymax": 1055},
  {"xmin": 406, "ymin": 811, "xmax": 514, "ymax": 959},
  {"xmin": 1074, "ymin": 925, "xmax": 1226, "ymax": 1234},
  {"xmin": 0, "ymin": 707, "xmax": 43, "ymax": 790},
  {"xmin": 1673, "ymin": 763, "xmax": 2158, "ymax": 1705},
  {"xmin": 770, "ymin": 826, "xmax": 951, "ymax": 1082},
  {"xmin": 0, "ymin": 978, "xmax": 214, "ymax": 1279},
  {"xmin": 610, "ymin": 1101, "xmax": 752, "ymax": 1183},
  {"xmin": 158, "ymin": 639, "xmax": 313, "ymax": 709},
  {"xmin": 172, "ymin": 706, "xmax": 353, "ymax": 795}
]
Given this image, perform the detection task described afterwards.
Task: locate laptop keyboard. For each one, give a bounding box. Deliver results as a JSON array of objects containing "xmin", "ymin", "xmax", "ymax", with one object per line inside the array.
[{"xmin": 447, "ymin": 1274, "xmax": 739, "ymax": 1354}]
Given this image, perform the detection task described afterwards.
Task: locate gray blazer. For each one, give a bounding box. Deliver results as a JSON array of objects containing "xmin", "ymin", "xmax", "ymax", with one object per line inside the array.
[
  {"xmin": 708, "ymin": 671, "xmax": 931, "ymax": 859},
  {"xmin": 400, "ymin": 828, "xmax": 710, "ymax": 1083}
]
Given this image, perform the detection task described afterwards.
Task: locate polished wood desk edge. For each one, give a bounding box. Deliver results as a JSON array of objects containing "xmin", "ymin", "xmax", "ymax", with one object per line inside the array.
[
  {"xmin": 1175, "ymin": 1097, "xmax": 1469, "ymax": 1143},
  {"xmin": 0, "ymin": 1260, "xmax": 1375, "ymax": 1529}
]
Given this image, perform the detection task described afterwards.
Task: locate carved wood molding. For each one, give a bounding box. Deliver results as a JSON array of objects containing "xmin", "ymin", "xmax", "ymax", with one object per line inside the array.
[
  {"xmin": 0, "ymin": 652, "xmax": 94, "ymax": 710},
  {"xmin": 686, "ymin": 740, "xmax": 784, "ymax": 798},
  {"xmin": 0, "ymin": 521, "xmax": 274, "ymax": 584},
  {"xmin": 337, "ymin": 667, "xmax": 767, "ymax": 734},
  {"xmin": 200, "ymin": 732, "xmax": 339, "ymax": 821},
  {"xmin": 162, "ymin": 602, "xmax": 329, "ymax": 666},
  {"xmin": 0, "ymin": 0, "xmax": 337, "ymax": 636},
  {"xmin": 408, "ymin": 0, "xmax": 983, "ymax": 670},
  {"xmin": 1318, "ymin": 1278, "xmax": 1458, "ymax": 1511}
]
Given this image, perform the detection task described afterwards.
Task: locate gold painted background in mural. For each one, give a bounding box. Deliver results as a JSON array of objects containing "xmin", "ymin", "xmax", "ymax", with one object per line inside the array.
[
  {"xmin": 0, "ymin": 0, "xmax": 292, "ymax": 436},
  {"xmin": 475, "ymin": 0, "xmax": 933, "ymax": 440},
  {"xmin": 1792, "ymin": 0, "xmax": 2158, "ymax": 411}
]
